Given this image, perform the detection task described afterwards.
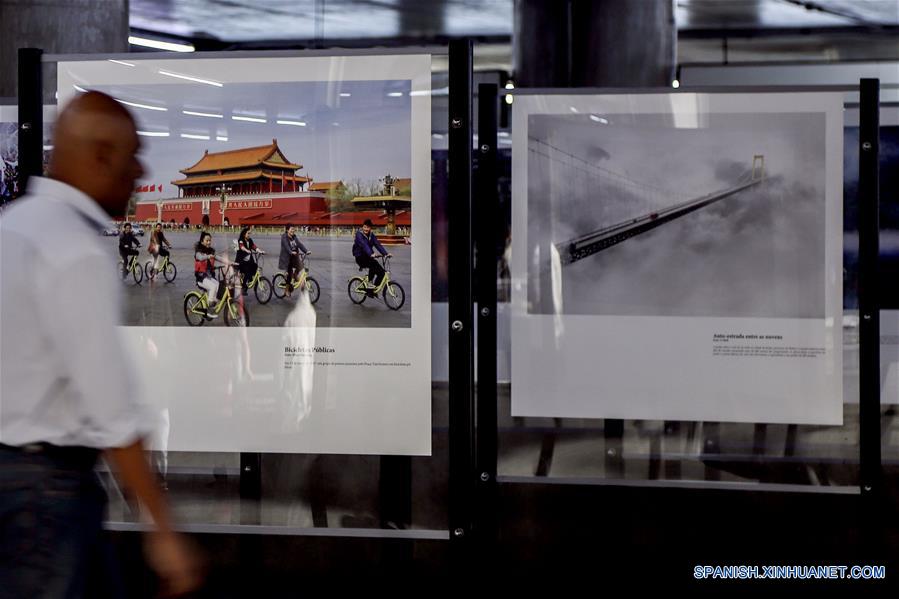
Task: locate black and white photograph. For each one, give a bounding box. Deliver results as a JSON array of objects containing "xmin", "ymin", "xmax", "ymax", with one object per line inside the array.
[
  {"xmin": 527, "ymin": 111, "xmax": 828, "ymax": 319},
  {"xmin": 512, "ymin": 92, "xmax": 842, "ymax": 425}
]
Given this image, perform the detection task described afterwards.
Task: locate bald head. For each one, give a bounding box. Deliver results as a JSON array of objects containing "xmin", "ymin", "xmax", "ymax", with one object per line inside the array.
[{"xmin": 49, "ymin": 91, "xmax": 144, "ymax": 216}]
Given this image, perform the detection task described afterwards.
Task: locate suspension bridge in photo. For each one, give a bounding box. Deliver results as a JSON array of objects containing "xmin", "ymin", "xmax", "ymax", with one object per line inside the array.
[{"xmin": 528, "ymin": 137, "xmax": 766, "ymax": 266}]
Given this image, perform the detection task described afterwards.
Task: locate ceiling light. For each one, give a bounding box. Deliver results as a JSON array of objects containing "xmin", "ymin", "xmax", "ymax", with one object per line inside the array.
[
  {"xmin": 129, "ymin": 36, "xmax": 195, "ymax": 53},
  {"xmin": 158, "ymin": 69, "xmax": 222, "ymax": 87},
  {"xmin": 183, "ymin": 110, "xmax": 223, "ymax": 118},
  {"xmin": 232, "ymin": 115, "xmax": 266, "ymax": 123},
  {"xmin": 117, "ymin": 99, "xmax": 167, "ymax": 112}
]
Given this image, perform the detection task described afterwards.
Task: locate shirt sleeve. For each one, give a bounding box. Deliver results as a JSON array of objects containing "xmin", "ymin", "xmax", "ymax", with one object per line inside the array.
[
  {"xmin": 372, "ymin": 235, "xmax": 388, "ymax": 256},
  {"xmin": 35, "ymin": 251, "xmax": 152, "ymax": 448}
]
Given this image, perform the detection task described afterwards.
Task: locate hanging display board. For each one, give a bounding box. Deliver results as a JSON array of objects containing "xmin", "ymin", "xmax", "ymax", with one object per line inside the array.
[
  {"xmin": 511, "ymin": 92, "xmax": 844, "ymax": 424},
  {"xmin": 57, "ymin": 54, "xmax": 432, "ymax": 454}
]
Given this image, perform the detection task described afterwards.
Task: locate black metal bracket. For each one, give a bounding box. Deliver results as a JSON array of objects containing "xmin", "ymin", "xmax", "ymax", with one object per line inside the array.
[
  {"xmin": 239, "ymin": 452, "xmax": 262, "ymax": 517},
  {"xmin": 17, "ymin": 48, "xmax": 43, "ymax": 195},
  {"xmin": 857, "ymin": 78, "xmax": 881, "ymax": 499},
  {"xmin": 475, "ymin": 83, "xmax": 498, "ymax": 534},
  {"xmin": 448, "ymin": 38, "xmax": 474, "ymax": 544}
]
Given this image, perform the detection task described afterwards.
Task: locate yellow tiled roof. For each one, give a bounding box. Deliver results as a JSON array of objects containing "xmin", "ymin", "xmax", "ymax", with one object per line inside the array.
[{"xmin": 180, "ymin": 139, "xmax": 302, "ymax": 174}]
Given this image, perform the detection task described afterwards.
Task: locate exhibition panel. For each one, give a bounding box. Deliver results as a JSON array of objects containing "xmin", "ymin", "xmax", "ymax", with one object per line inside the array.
[
  {"xmin": 8, "ymin": 46, "xmax": 892, "ymax": 539},
  {"xmin": 11, "ymin": 49, "xmax": 453, "ymax": 536},
  {"xmin": 56, "ymin": 53, "xmax": 433, "ymax": 456},
  {"xmin": 492, "ymin": 86, "xmax": 892, "ymax": 490},
  {"xmin": 511, "ymin": 91, "xmax": 844, "ymax": 425}
]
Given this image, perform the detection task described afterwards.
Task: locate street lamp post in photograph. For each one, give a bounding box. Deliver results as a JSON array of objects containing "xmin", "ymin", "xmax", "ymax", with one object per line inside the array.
[{"xmin": 216, "ymin": 184, "xmax": 233, "ymax": 227}]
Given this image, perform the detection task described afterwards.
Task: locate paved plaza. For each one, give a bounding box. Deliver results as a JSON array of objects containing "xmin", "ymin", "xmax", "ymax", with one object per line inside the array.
[{"xmin": 109, "ymin": 231, "xmax": 411, "ymax": 328}]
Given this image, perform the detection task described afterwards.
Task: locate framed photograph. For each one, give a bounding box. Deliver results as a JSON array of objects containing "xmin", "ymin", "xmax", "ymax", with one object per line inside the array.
[
  {"xmin": 57, "ymin": 54, "xmax": 432, "ymax": 454},
  {"xmin": 511, "ymin": 91, "xmax": 844, "ymax": 424}
]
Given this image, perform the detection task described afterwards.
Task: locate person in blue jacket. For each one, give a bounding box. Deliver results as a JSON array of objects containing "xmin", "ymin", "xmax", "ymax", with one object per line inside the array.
[
  {"xmin": 279, "ymin": 224, "xmax": 309, "ymax": 297},
  {"xmin": 352, "ymin": 219, "xmax": 391, "ymax": 293}
]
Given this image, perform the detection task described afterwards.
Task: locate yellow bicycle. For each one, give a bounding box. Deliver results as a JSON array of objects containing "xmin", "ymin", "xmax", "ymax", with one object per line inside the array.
[
  {"xmin": 144, "ymin": 253, "xmax": 177, "ymax": 283},
  {"xmin": 239, "ymin": 251, "xmax": 272, "ymax": 304},
  {"xmin": 347, "ymin": 255, "xmax": 405, "ymax": 310},
  {"xmin": 118, "ymin": 253, "xmax": 143, "ymax": 285},
  {"xmin": 183, "ymin": 264, "xmax": 249, "ymax": 326},
  {"xmin": 272, "ymin": 255, "xmax": 320, "ymax": 304}
]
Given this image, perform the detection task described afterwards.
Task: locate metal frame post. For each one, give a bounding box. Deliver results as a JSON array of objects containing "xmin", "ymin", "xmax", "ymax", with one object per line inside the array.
[
  {"xmin": 239, "ymin": 452, "xmax": 262, "ymax": 522},
  {"xmin": 448, "ymin": 38, "xmax": 474, "ymax": 544},
  {"xmin": 17, "ymin": 48, "xmax": 43, "ymax": 195},
  {"xmin": 857, "ymin": 78, "xmax": 881, "ymax": 498},
  {"xmin": 475, "ymin": 83, "xmax": 499, "ymax": 533}
]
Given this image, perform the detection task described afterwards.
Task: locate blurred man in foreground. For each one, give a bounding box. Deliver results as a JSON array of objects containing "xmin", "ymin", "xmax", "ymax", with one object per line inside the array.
[{"xmin": 0, "ymin": 91, "xmax": 202, "ymax": 597}]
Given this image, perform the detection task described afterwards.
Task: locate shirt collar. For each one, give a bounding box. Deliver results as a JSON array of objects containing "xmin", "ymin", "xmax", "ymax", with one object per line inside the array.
[{"xmin": 28, "ymin": 176, "xmax": 112, "ymax": 230}]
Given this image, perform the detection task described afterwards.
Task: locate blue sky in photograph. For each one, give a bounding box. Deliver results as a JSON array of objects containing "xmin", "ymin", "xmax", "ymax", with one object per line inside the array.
[{"xmin": 90, "ymin": 79, "xmax": 411, "ymax": 197}]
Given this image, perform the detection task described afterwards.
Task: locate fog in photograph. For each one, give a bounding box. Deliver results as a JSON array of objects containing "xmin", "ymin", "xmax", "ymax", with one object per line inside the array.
[{"xmin": 527, "ymin": 111, "xmax": 827, "ymax": 318}]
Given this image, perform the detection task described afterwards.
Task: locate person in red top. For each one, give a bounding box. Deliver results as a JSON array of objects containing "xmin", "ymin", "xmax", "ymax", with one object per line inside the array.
[{"xmin": 194, "ymin": 232, "xmax": 220, "ymax": 320}]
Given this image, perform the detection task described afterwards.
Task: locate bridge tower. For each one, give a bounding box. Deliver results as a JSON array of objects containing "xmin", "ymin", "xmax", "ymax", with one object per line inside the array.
[{"xmin": 752, "ymin": 154, "xmax": 766, "ymax": 180}]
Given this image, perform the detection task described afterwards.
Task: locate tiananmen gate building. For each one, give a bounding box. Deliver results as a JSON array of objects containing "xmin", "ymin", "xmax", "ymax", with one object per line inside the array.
[{"xmin": 132, "ymin": 140, "xmax": 410, "ymax": 230}]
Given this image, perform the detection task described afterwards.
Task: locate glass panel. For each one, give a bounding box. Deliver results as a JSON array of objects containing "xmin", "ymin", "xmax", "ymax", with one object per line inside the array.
[
  {"xmin": 494, "ymin": 89, "xmax": 890, "ymax": 491},
  {"xmin": 39, "ymin": 52, "xmax": 447, "ymax": 534}
]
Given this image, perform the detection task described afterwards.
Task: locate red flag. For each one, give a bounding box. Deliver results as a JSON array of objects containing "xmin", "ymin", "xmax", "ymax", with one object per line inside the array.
[
  {"xmin": 150, "ymin": 184, "xmax": 156, "ymax": 192},
  {"xmin": 159, "ymin": 185, "xmax": 163, "ymax": 194}
]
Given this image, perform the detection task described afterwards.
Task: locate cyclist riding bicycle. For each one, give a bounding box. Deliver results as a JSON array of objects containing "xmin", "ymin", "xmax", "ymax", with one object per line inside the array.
[
  {"xmin": 352, "ymin": 219, "xmax": 391, "ymax": 296},
  {"xmin": 236, "ymin": 225, "xmax": 264, "ymax": 296},
  {"xmin": 118, "ymin": 221, "xmax": 141, "ymax": 278},
  {"xmin": 279, "ymin": 223, "xmax": 309, "ymax": 298},
  {"xmin": 193, "ymin": 231, "xmax": 220, "ymax": 319},
  {"xmin": 148, "ymin": 222, "xmax": 172, "ymax": 276}
]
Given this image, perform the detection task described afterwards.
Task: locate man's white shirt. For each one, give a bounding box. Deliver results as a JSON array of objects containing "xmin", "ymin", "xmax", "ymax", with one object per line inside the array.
[{"xmin": 0, "ymin": 177, "xmax": 154, "ymax": 448}]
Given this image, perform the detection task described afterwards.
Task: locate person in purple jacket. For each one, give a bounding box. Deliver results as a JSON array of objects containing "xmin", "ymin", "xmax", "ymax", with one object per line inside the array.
[{"xmin": 352, "ymin": 219, "xmax": 391, "ymax": 294}]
